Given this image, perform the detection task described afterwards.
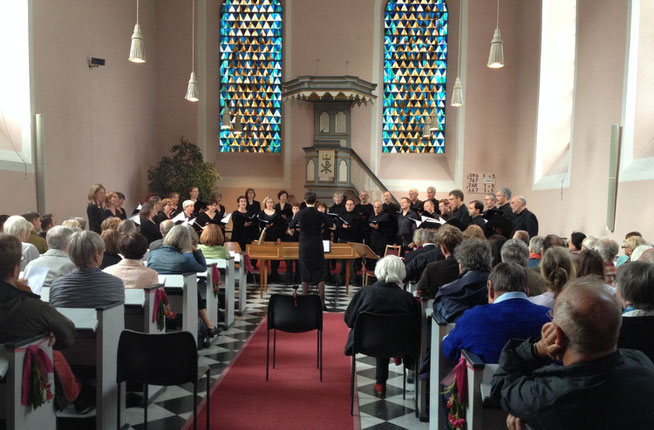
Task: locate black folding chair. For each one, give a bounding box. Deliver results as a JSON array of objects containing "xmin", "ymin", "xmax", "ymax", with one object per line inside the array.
[
  {"xmin": 350, "ymin": 312, "xmax": 420, "ymax": 415},
  {"xmin": 266, "ymin": 293, "xmax": 323, "ymax": 381},
  {"xmin": 116, "ymin": 330, "xmax": 211, "ymax": 430}
]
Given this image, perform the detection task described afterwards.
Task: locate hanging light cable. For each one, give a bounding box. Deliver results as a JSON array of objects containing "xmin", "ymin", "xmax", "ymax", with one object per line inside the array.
[
  {"xmin": 451, "ymin": 0, "xmax": 465, "ymax": 107},
  {"xmin": 129, "ymin": 0, "xmax": 146, "ymax": 63},
  {"xmin": 487, "ymin": 0, "xmax": 505, "ymax": 69},
  {"xmin": 185, "ymin": 0, "xmax": 199, "ymax": 102}
]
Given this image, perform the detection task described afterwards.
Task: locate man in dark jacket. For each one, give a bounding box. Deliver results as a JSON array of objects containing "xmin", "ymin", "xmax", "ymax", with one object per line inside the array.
[
  {"xmin": 492, "ymin": 277, "xmax": 654, "ymax": 429},
  {"xmin": 416, "ymin": 226, "xmax": 463, "ymax": 298},
  {"xmin": 509, "ymin": 196, "xmax": 538, "ymax": 239},
  {"xmin": 434, "ymin": 238, "xmax": 491, "ymax": 321}
]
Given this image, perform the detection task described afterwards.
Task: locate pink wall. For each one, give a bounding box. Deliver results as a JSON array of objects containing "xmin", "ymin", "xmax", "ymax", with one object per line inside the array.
[{"xmin": 0, "ymin": 0, "xmax": 158, "ymax": 220}]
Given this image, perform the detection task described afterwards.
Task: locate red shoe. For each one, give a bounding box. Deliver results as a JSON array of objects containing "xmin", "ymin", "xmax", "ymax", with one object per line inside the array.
[
  {"xmin": 373, "ymin": 383, "xmax": 386, "ymax": 397},
  {"xmin": 393, "ymin": 356, "xmax": 402, "ymax": 366}
]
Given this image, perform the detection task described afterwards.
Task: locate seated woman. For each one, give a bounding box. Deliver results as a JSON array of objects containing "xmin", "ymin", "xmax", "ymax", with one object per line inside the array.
[
  {"xmin": 528, "ymin": 246, "xmax": 576, "ymax": 309},
  {"xmin": 3, "ymin": 215, "xmax": 40, "ymax": 269},
  {"xmin": 344, "ymin": 255, "xmax": 419, "ymax": 397},
  {"xmin": 118, "ymin": 219, "xmax": 137, "ymax": 236},
  {"xmin": 616, "ymin": 261, "xmax": 654, "ymax": 362},
  {"xmin": 139, "ymin": 202, "xmax": 163, "ymax": 244},
  {"xmin": 575, "ymin": 249, "xmax": 610, "ymax": 287},
  {"xmin": 147, "ymin": 225, "xmax": 219, "ymax": 347},
  {"xmin": 198, "ymin": 224, "xmax": 230, "ymax": 259},
  {"xmin": 101, "ymin": 216, "xmax": 121, "ymax": 232},
  {"xmin": 24, "ymin": 226, "xmax": 76, "ymax": 288},
  {"xmin": 50, "ymin": 231, "xmax": 125, "ymax": 308},
  {"xmin": 104, "ymin": 232, "xmax": 158, "ymax": 289},
  {"xmin": 100, "ymin": 229, "xmax": 123, "ymax": 269}
]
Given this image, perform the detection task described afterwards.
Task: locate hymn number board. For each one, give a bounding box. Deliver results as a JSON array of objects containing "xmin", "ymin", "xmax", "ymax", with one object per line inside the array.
[{"xmin": 466, "ymin": 172, "xmax": 496, "ymax": 194}]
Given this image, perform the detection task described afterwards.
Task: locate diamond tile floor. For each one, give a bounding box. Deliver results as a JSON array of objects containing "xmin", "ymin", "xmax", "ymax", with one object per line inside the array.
[{"xmin": 56, "ymin": 280, "xmax": 427, "ymax": 430}]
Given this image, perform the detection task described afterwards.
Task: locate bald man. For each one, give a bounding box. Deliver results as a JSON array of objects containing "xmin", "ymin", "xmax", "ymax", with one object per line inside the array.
[
  {"xmin": 509, "ymin": 196, "xmax": 538, "ymax": 239},
  {"xmin": 639, "ymin": 248, "xmax": 654, "ymax": 264},
  {"xmin": 491, "ymin": 277, "xmax": 654, "ymax": 429}
]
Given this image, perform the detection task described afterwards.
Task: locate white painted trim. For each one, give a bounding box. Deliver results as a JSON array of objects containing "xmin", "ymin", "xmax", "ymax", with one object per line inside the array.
[
  {"xmin": 454, "ymin": 0, "xmax": 468, "ymax": 187},
  {"xmin": 0, "ymin": 159, "xmax": 34, "ymax": 173},
  {"xmin": 197, "ymin": 0, "xmax": 208, "ymax": 157},
  {"xmin": 533, "ymin": 172, "xmax": 570, "ymax": 191},
  {"xmin": 619, "ymin": 0, "xmax": 654, "ymax": 182}
]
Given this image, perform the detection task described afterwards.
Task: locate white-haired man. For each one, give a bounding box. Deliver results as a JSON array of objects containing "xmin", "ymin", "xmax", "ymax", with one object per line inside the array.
[{"xmin": 24, "ymin": 226, "xmax": 76, "ymax": 288}]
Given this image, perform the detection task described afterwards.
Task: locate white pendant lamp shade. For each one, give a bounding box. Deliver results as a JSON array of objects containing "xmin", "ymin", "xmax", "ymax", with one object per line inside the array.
[
  {"xmin": 221, "ymin": 110, "xmax": 233, "ymax": 130},
  {"xmin": 451, "ymin": 77, "xmax": 464, "ymax": 107},
  {"xmin": 429, "ymin": 110, "xmax": 439, "ymax": 131},
  {"xmin": 487, "ymin": 28, "xmax": 504, "ymax": 69},
  {"xmin": 129, "ymin": 0, "xmax": 146, "ymax": 63},
  {"xmin": 233, "ymin": 115, "xmax": 243, "ymax": 134},
  {"xmin": 185, "ymin": 72, "xmax": 199, "ymax": 102},
  {"xmin": 422, "ymin": 121, "xmax": 431, "ymax": 138}
]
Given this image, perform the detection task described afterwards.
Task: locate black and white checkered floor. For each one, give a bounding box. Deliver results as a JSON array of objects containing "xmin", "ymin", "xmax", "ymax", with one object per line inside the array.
[{"xmin": 57, "ymin": 281, "xmax": 427, "ymax": 429}]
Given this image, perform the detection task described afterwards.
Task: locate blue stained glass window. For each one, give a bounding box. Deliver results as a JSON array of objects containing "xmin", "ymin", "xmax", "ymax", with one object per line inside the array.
[
  {"xmin": 219, "ymin": 0, "xmax": 282, "ymax": 153},
  {"xmin": 382, "ymin": 0, "xmax": 448, "ymax": 153}
]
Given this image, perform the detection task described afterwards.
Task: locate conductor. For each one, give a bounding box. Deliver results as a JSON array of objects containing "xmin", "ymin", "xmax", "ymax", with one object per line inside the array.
[{"xmin": 288, "ymin": 191, "xmax": 334, "ymax": 307}]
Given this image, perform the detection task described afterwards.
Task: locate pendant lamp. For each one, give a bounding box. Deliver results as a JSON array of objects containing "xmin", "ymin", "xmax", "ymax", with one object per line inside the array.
[
  {"xmin": 185, "ymin": 0, "xmax": 199, "ymax": 102},
  {"xmin": 129, "ymin": 0, "xmax": 146, "ymax": 63},
  {"xmin": 233, "ymin": 114, "xmax": 243, "ymax": 134},
  {"xmin": 487, "ymin": 0, "xmax": 505, "ymax": 69},
  {"xmin": 221, "ymin": 109, "xmax": 233, "ymax": 130},
  {"xmin": 451, "ymin": 1, "xmax": 465, "ymax": 107}
]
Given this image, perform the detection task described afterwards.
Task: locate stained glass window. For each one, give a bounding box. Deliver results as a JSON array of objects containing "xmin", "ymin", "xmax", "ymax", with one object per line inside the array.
[
  {"xmin": 382, "ymin": 0, "xmax": 448, "ymax": 153},
  {"xmin": 219, "ymin": 0, "xmax": 282, "ymax": 153}
]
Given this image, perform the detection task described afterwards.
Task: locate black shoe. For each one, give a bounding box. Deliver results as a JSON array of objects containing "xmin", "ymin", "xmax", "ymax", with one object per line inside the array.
[
  {"xmin": 74, "ymin": 384, "xmax": 95, "ymax": 415},
  {"xmin": 199, "ymin": 337, "xmax": 211, "ymax": 350},
  {"xmin": 208, "ymin": 326, "xmax": 220, "ymax": 338}
]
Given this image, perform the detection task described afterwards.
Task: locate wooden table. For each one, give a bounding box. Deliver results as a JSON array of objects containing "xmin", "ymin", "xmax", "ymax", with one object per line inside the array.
[{"xmin": 246, "ymin": 242, "xmax": 378, "ymax": 298}]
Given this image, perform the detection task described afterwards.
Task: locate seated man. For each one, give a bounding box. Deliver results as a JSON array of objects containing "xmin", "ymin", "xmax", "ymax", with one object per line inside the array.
[
  {"xmin": 50, "ymin": 231, "xmax": 125, "ymax": 308},
  {"xmin": 403, "ymin": 229, "xmax": 429, "ymax": 264},
  {"xmin": 616, "ymin": 261, "xmax": 654, "ymax": 362},
  {"xmin": 24, "ymin": 226, "xmax": 76, "ymax": 288},
  {"xmin": 149, "ymin": 219, "xmax": 174, "ymax": 251},
  {"xmin": 442, "ymin": 262, "xmax": 550, "ymax": 363},
  {"xmin": 501, "ymin": 239, "xmax": 547, "ymax": 296},
  {"xmin": 404, "ymin": 229, "xmax": 444, "ymax": 282},
  {"xmin": 0, "ymin": 233, "xmax": 92, "ymax": 413},
  {"xmin": 434, "ymin": 238, "xmax": 492, "ymax": 322},
  {"xmin": 491, "ymin": 277, "xmax": 654, "ymax": 429},
  {"xmin": 416, "ymin": 226, "xmax": 463, "ymax": 298},
  {"xmin": 344, "ymin": 255, "xmax": 418, "ymax": 397}
]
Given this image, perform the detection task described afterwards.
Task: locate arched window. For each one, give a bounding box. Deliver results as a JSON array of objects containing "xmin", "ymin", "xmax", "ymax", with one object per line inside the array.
[
  {"xmin": 382, "ymin": 0, "xmax": 448, "ymax": 153},
  {"xmin": 219, "ymin": 0, "xmax": 282, "ymax": 153}
]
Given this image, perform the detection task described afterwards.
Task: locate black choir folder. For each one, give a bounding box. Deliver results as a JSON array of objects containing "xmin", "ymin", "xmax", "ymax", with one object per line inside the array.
[{"xmin": 483, "ymin": 209, "xmax": 513, "ymax": 235}]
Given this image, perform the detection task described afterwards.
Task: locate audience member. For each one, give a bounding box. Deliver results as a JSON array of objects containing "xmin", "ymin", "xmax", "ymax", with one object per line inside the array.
[
  {"xmin": 593, "ymin": 237, "xmax": 620, "ymax": 285},
  {"xmin": 404, "ymin": 229, "xmax": 444, "ymax": 282},
  {"xmin": 491, "ymin": 277, "xmax": 654, "ymax": 429},
  {"xmin": 0, "ymin": 233, "xmax": 93, "ymax": 413},
  {"xmin": 638, "ymin": 248, "xmax": 654, "ymax": 263},
  {"xmin": 416, "ymin": 226, "xmax": 463, "ymax": 298},
  {"xmin": 463, "ymin": 224, "xmax": 485, "ymax": 240},
  {"xmin": 529, "ymin": 246, "xmax": 575, "ymax": 308},
  {"xmin": 101, "ymin": 216, "xmax": 121, "ymax": 232},
  {"xmin": 618, "ymin": 235, "xmax": 646, "ymax": 266},
  {"xmin": 512, "ymin": 230, "xmax": 529, "ymax": 246},
  {"xmin": 73, "ymin": 217, "xmax": 87, "ymax": 230},
  {"xmin": 528, "ymin": 236, "xmax": 544, "ymax": 268},
  {"xmin": 147, "ymin": 225, "xmax": 218, "ymax": 347},
  {"xmin": 24, "ymin": 226, "xmax": 76, "ymax": 288},
  {"xmin": 631, "ymin": 244, "xmax": 653, "ymax": 262},
  {"xmin": 442, "ymin": 262, "xmax": 550, "ymax": 363},
  {"xmin": 104, "ymin": 232, "xmax": 158, "ymax": 289},
  {"xmin": 39, "ymin": 213, "xmax": 56, "ymax": 237},
  {"xmin": 616, "ymin": 261, "xmax": 654, "ymax": 362},
  {"xmin": 198, "ymin": 224, "xmax": 231, "ymax": 259},
  {"xmin": 22, "ymin": 211, "xmax": 48, "ymax": 253},
  {"xmin": 403, "ymin": 229, "xmax": 428, "ymax": 264},
  {"xmin": 488, "ymin": 234, "xmax": 507, "ymax": 267},
  {"xmin": 434, "ymin": 238, "xmax": 492, "ymax": 322},
  {"xmin": 509, "ymin": 196, "xmax": 538, "ymax": 238},
  {"xmin": 575, "ymin": 249, "xmax": 607, "ymax": 284},
  {"xmin": 3, "ymin": 215, "xmax": 40, "ymax": 269},
  {"xmin": 118, "ymin": 219, "xmax": 138, "ymax": 236},
  {"xmin": 150, "ymin": 219, "xmax": 174, "ymax": 251},
  {"xmin": 501, "ymin": 239, "xmax": 546, "ymax": 296},
  {"xmin": 581, "ymin": 235, "xmax": 598, "ymax": 251},
  {"xmin": 0, "ymin": 214, "xmax": 9, "ymax": 232},
  {"xmin": 50, "ymin": 231, "xmax": 125, "ymax": 308},
  {"xmin": 542, "ymin": 234, "xmax": 565, "ymax": 255},
  {"xmin": 62, "ymin": 218, "xmax": 82, "ymax": 229},
  {"xmin": 344, "ymin": 255, "xmax": 419, "ymax": 397},
  {"xmin": 100, "ymin": 229, "xmax": 123, "ymax": 269},
  {"xmin": 568, "ymin": 231, "xmax": 586, "ymax": 255}
]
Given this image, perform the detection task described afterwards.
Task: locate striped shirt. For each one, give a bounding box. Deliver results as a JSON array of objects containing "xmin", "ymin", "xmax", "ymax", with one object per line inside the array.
[{"xmin": 50, "ymin": 267, "xmax": 125, "ymax": 308}]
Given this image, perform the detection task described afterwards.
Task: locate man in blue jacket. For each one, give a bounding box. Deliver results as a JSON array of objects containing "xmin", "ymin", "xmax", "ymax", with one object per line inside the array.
[{"xmin": 442, "ymin": 262, "xmax": 550, "ymax": 363}]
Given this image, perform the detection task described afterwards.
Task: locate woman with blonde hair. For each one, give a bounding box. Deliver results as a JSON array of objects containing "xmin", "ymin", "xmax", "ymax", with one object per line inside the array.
[
  {"xmin": 101, "ymin": 217, "xmax": 121, "ymax": 232},
  {"xmin": 529, "ymin": 246, "xmax": 576, "ymax": 308},
  {"xmin": 198, "ymin": 224, "xmax": 230, "ymax": 259},
  {"xmin": 87, "ymin": 184, "xmax": 107, "ymax": 233}
]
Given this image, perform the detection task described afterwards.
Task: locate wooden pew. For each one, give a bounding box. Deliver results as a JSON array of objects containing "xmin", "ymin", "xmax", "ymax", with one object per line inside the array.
[
  {"xmin": 414, "ymin": 298, "xmax": 433, "ymax": 421},
  {"xmin": 224, "ymin": 243, "xmax": 248, "ymax": 314},
  {"xmin": 204, "ymin": 257, "xmax": 236, "ymax": 328},
  {"xmin": 0, "ymin": 335, "xmax": 56, "ymax": 430},
  {"xmin": 461, "ymin": 350, "xmax": 507, "ymax": 430},
  {"xmin": 428, "ymin": 312, "xmax": 456, "ymax": 430},
  {"xmin": 161, "ymin": 274, "xmax": 198, "ymax": 345},
  {"xmin": 124, "ymin": 285, "xmax": 162, "ymax": 334},
  {"xmin": 56, "ymin": 303, "xmax": 125, "ymax": 430}
]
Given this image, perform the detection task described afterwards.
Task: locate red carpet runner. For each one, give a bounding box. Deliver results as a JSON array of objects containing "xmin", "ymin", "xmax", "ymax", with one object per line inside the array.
[{"xmin": 188, "ymin": 313, "xmax": 358, "ymax": 430}]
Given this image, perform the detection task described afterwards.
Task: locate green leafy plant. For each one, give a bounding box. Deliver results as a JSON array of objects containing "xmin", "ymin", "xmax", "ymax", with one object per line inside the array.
[{"xmin": 148, "ymin": 137, "xmax": 220, "ymax": 201}]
